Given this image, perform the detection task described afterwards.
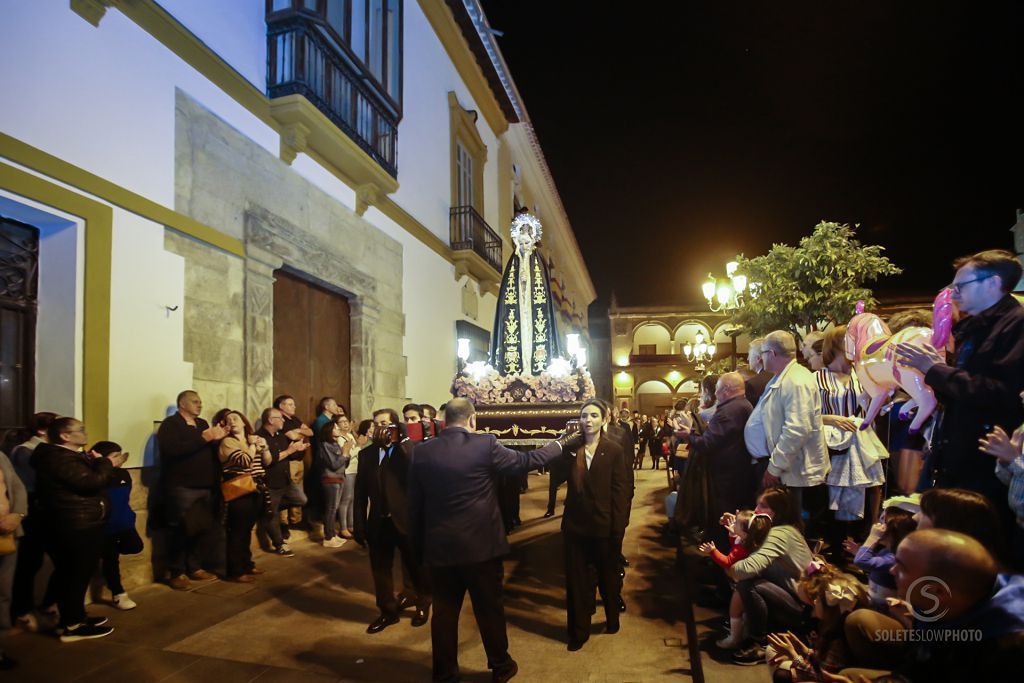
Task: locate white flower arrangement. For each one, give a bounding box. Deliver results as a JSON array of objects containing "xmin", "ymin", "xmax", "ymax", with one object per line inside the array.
[{"xmin": 451, "ymin": 360, "xmax": 595, "ymax": 404}]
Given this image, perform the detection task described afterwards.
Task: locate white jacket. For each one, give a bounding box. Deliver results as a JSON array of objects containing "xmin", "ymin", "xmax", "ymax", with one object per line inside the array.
[{"xmin": 761, "ymin": 360, "xmax": 830, "ymax": 487}]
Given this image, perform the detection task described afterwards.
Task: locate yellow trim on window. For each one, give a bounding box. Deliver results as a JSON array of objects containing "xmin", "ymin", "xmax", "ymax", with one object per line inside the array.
[
  {"xmin": 0, "ymin": 133, "xmax": 244, "ymax": 257},
  {"xmin": 0, "ymin": 161, "xmax": 111, "ymax": 440},
  {"xmin": 449, "ymin": 91, "xmax": 488, "ymax": 214}
]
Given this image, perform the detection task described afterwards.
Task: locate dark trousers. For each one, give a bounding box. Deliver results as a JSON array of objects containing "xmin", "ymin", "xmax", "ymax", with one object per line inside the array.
[
  {"xmin": 368, "ymin": 517, "xmax": 430, "ymax": 616},
  {"xmin": 164, "ymin": 485, "xmax": 219, "ymax": 577},
  {"xmin": 649, "ymin": 440, "xmax": 662, "ymax": 469},
  {"xmin": 498, "ymin": 476, "xmax": 522, "ymax": 531},
  {"xmin": 100, "ymin": 535, "xmax": 124, "ymax": 595},
  {"xmin": 789, "ymin": 484, "xmax": 830, "ymax": 543},
  {"xmin": 751, "ymin": 458, "xmax": 770, "ymax": 494},
  {"xmin": 225, "ymin": 492, "xmax": 259, "ymax": 578},
  {"xmin": 11, "ymin": 509, "xmax": 57, "ymax": 617},
  {"xmin": 564, "ymin": 530, "xmax": 620, "ymax": 644},
  {"xmin": 45, "ymin": 524, "xmax": 104, "ymax": 628},
  {"xmin": 737, "ymin": 577, "xmax": 805, "ymax": 640},
  {"xmin": 547, "ymin": 464, "xmax": 569, "ymax": 514},
  {"xmin": 429, "ymin": 557, "xmax": 513, "ymax": 682},
  {"xmin": 258, "ymin": 483, "xmax": 308, "ymax": 548}
]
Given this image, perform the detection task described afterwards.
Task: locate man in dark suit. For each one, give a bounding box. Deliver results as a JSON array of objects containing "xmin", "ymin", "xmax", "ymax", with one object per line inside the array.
[
  {"xmin": 744, "ymin": 338, "xmax": 773, "ymax": 407},
  {"xmin": 354, "ymin": 417, "xmax": 431, "ymax": 633},
  {"xmin": 674, "ymin": 372, "xmax": 755, "ymax": 549},
  {"xmin": 407, "ymin": 398, "xmax": 581, "ymax": 683}
]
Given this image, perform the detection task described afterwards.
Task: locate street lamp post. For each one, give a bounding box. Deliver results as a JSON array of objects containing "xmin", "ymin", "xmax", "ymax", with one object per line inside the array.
[
  {"xmin": 702, "ymin": 261, "xmax": 760, "ymax": 370},
  {"xmin": 682, "ymin": 332, "xmax": 716, "ymax": 374},
  {"xmin": 702, "ymin": 261, "xmax": 753, "ymax": 312}
]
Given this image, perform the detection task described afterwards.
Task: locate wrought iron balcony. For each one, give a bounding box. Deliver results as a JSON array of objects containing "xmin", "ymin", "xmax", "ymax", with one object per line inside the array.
[
  {"xmin": 450, "ymin": 206, "xmax": 502, "ymax": 273},
  {"xmin": 267, "ymin": 18, "xmax": 398, "ymax": 177}
]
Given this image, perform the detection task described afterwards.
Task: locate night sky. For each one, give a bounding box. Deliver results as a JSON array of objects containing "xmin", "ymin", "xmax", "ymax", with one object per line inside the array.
[{"xmin": 477, "ymin": 1, "xmax": 1023, "ymax": 307}]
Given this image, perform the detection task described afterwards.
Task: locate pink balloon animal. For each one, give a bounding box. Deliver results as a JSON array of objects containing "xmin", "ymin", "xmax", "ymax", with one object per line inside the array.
[{"xmin": 844, "ymin": 289, "xmax": 955, "ymax": 433}]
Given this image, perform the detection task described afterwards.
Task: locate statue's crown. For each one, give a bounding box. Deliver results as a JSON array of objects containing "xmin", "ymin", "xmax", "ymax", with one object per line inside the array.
[{"xmin": 511, "ymin": 213, "xmax": 543, "ymax": 246}]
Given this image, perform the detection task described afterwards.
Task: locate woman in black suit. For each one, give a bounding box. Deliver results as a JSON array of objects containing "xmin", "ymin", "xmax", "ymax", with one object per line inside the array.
[{"xmin": 561, "ymin": 400, "xmax": 630, "ymax": 651}]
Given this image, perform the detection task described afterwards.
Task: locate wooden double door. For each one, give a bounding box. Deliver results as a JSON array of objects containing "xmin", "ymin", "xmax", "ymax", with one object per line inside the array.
[{"xmin": 272, "ymin": 270, "xmax": 351, "ymax": 425}]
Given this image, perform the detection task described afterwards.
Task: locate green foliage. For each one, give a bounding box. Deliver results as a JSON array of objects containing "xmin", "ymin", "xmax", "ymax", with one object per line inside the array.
[{"xmin": 728, "ymin": 222, "xmax": 902, "ymax": 339}]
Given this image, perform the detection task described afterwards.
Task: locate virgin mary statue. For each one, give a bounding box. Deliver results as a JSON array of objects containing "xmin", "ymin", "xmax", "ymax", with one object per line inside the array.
[{"xmin": 489, "ymin": 212, "xmax": 563, "ymax": 376}]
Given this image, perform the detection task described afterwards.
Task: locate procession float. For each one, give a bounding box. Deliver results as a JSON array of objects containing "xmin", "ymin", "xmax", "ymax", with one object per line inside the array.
[{"xmin": 451, "ymin": 213, "xmax": 595, "ymax": 445}]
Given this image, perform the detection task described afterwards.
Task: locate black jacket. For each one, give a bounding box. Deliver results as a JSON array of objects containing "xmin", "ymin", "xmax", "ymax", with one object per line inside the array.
[
  {"xmin": 157, "ymin": 412, "xmax": 217, "ymax": 488},
  {"xmin": 31, "ymin": 443, "xmax": 119, "ymax": 530},
  {"xmin": 926, "ymin": 294, "xmax": 1024, "ymax": 502},
  {"xmin": 744, "ymin": 370, "xmax": 773, "ymax": 407},
  {"xmin": 685, "ymin": 396, "xmax": 755, "ymax": 514},
  {"xmin": 354, "ymin": 439, "xmax": 414, "ymax": 541},
  {"xmin": 257, "ymin": 428, "xmax": 300, "ymax": 490},
  {"xmin": 561, "ymin": 436, "xmax": 630, "ymax": 538},
  {"xmin": 606, "ymin": 422, "xmax": 635, "ymax": 485},
  {"xmin": 407, "ymin": 427, "xmax": 562, "ymax": 567},
  {"xmin": 614, "ymin": 420, "xmax": 636, "ymax": 454}
]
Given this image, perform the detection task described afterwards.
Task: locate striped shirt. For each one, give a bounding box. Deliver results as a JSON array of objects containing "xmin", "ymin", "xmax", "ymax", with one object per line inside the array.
[
  {"xmin": 219, "ymin": 436, "xmax": 266, "ymax": 478},
  {"xmin": 815, "ymin": 368, "xmax": 863, "ymax": 418}
]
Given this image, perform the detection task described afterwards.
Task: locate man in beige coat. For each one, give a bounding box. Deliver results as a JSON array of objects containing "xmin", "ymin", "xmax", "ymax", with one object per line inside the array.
[{"xmin": 745, "ymin": 330, "xmax": 830, "ymax": 538}]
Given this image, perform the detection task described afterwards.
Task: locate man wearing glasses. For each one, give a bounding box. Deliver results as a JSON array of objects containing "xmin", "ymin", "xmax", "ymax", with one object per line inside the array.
[
  {"xmin": 256, "ymin": 408, "xmax": 309, "ymax": 557},
  {"xmin": 896, "ymin": 249, "xmax": 1024, "ymax": 534}
]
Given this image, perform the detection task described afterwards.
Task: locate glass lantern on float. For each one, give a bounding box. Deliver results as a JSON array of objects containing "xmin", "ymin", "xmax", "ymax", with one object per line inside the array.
[
  {"xmin": 456, "ymin": 337, "xmax": 471, "ymax": 372},
  {"xmin": 683, "ymin": 332, "xmax": 716, "ymax": 373},
  {"xmin": 565, "ymin": 333, "xmax": 587, "ymax": 370}
]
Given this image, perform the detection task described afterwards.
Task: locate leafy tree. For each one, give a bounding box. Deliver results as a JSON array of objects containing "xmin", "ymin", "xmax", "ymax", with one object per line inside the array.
[{"xmin": 728, "ymin": 222, "xmax": 902, "ymax": 340}]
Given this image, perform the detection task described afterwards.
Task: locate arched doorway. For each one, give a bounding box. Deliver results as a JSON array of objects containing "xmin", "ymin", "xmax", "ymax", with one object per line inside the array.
[{"xmin": 636, "ymin": 379, "xmax": 673, "ymax": 417}]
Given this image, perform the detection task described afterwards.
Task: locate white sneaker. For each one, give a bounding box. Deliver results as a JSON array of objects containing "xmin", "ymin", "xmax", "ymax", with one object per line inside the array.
[
  {"xmin": 113, "ymin": 593, "xmax": 137, "ymax": 610},
  {"xmin": 322, "ymin": 537, "xmax": 346, "ymax": 548}
]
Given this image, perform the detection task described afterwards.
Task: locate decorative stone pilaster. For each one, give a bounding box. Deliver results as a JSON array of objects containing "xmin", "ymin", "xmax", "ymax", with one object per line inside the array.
[
  {"xmin": 244, "ymin": 245, "xmax": 283, "ymax": 420},
  {"xmin": 349, "ymin": 298, "xmax": 380, "ymax": 418}
]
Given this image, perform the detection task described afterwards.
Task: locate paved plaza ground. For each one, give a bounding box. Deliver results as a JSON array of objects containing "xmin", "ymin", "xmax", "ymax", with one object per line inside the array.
[{"xmin": 9, "ymin": 468, "xmax": 764, "ymax": 682}]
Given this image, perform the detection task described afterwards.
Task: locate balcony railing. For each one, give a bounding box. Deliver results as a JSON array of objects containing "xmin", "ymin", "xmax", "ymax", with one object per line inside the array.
[
  {"xmin": 450, "ymin": 206, "xmax": 502, "ymax": 273},
  {"xmin": 267, "ymin": 18, "xmax": 398, "ymax": 177}
]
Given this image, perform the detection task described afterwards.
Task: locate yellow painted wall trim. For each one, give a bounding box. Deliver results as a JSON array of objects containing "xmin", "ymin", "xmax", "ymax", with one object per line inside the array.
[
  {"xmin": 70, "ymin": 0, "xmax": 112, "ymax": 27},
  {"xmin": 103, "ymin": 0, "xmax": 462, "ymax": 269},
  {"xmin": 418, "ymin": 0, "xmax": 510, "ymax": 137},
  {"xmin": 0, "ymin": 133, "xmax": 244, "ymax": 257},
  {"xmin": 111, "ymin": 0, "xmax": 274, "ymax": 126},
  {"xmin": 375, "ymin": 196, "xmax": 452, "ymax": 261},
  {"xmin": 0, "ymin": 161, "xmax": 112, "ymax": 440}
]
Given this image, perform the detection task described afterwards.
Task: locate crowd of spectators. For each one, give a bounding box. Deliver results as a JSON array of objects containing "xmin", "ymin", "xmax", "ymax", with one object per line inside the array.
[
  {"xmin": 1, "ymin": 247, "xmax": 1023, "ymax": 682},
  {"xmin": 634, "ymin": 248, "xmax": 1024, "ymax": 680},
  {"xmin": 0, "ymin": 391, "xmax": 451, "ymax": 661}
]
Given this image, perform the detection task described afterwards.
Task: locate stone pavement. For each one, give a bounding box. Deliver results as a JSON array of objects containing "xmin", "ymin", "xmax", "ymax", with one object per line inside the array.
[{"xmin": 8, "ymin": 467, "xmax": 765, "ymax": 682}]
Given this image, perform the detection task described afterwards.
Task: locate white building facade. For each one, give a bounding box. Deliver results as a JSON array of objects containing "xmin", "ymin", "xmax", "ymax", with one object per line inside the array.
[{"xmin": 0, "ymin": 0, "xmax": 596, "ymax": 469}]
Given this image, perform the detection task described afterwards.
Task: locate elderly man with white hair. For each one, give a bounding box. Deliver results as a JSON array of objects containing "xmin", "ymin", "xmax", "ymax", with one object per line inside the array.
[
  {"xmin": 743, "ymin": 330, "xmax": 830, "ymax": 538},
  {"xmin": 744, "ymin": 337, "xmax": 773, "ymax": 407}
]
